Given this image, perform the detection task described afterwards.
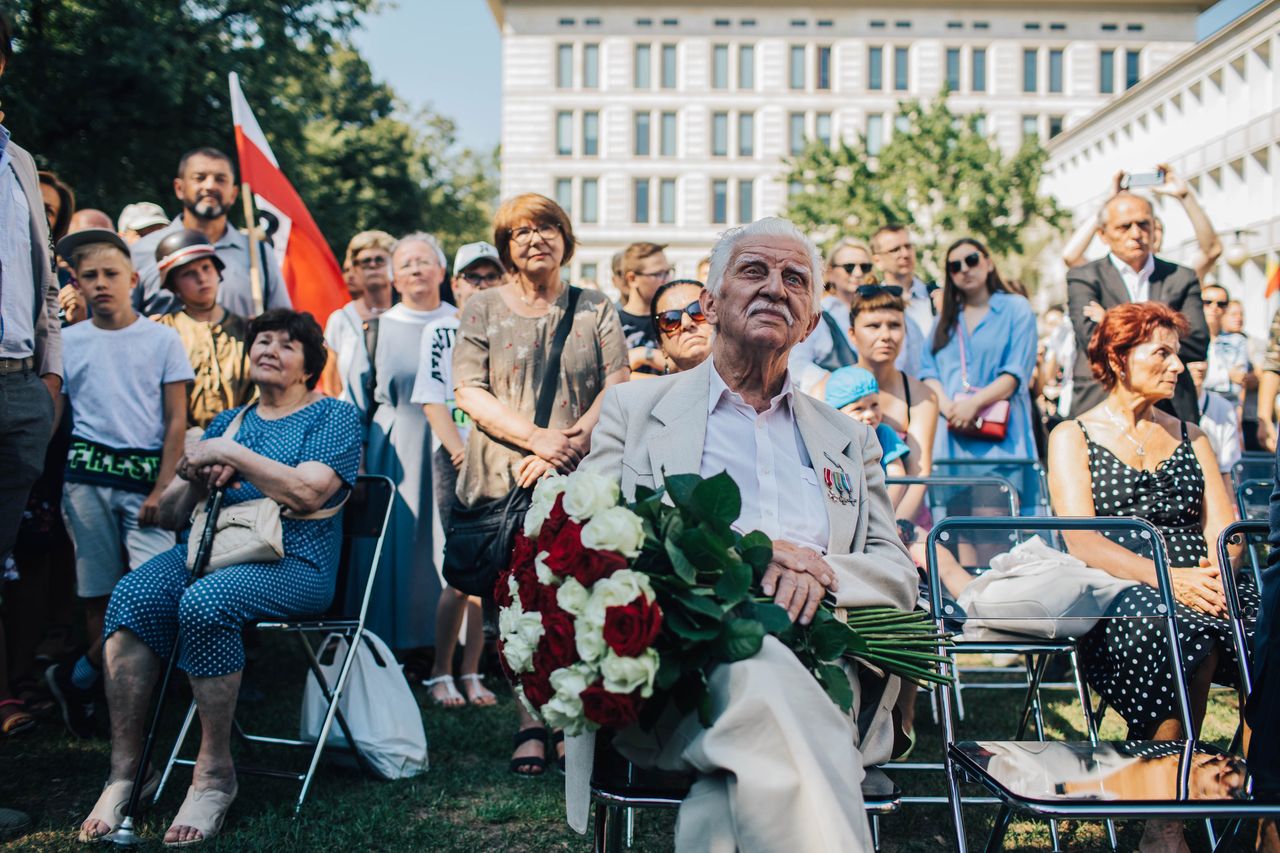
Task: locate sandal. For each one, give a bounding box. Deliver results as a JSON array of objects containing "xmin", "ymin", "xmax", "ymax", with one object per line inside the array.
[
  {"xmin": 459, "ymin": 673, "xmax": 497, "ymax": 706},
  {"xmin": 77, "ymin": 769, "xmax": 160, "ymax": 842},
  {"xmin": 423, "ymin": 675, "xmax": 465, "ymax": 708},
  {"xmin": 163, "ymin": 782, "xmax": 238, "ymax": 847},
  {"xmin": 550, "ymin": 729, "xmax": 566, "ymax": 774},
  {"xmin": 510, "ymin": 726, "xmax": 548, "ymax": 777},
  {"xmin": 0, "ymin": 699, "xmax": 35, "ymax": 737}
]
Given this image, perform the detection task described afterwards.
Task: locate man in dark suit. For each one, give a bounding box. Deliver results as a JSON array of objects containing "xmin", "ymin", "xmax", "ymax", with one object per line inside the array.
[{"xmin": 1067, "ymin": 191, "xmax": 1208, "ymax": 422}]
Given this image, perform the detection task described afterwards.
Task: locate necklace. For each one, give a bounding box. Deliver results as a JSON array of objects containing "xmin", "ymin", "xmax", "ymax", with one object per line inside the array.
[{"xmin": 1101, "ymin": 404, "xmax": 1155, "ymax": 459}]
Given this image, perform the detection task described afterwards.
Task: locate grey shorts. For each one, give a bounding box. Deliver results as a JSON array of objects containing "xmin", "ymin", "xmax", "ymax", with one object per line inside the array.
[{"xmin": 62, "ymin": 481, "xmax": 175, "ymax": 598}]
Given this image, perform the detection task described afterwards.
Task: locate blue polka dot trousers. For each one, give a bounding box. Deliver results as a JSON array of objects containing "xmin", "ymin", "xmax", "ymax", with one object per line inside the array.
[{"xmin": 104, "ymin": 545, "xmax": 337, "ymax": 677}]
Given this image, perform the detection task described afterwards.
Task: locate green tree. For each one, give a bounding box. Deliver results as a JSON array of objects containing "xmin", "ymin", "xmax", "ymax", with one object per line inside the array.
[{"xmin": 784, "ymin": 95, "xmax": 1065, "ymax": 285}]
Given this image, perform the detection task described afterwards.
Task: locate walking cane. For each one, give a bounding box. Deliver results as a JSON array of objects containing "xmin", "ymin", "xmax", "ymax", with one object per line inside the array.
[{"xmin": 104, "ymin": 487, "xmax": 226, "ymax": 847}]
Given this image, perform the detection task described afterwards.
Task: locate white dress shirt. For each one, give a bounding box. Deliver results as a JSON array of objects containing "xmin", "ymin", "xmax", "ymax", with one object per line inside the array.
[
  {"xmin": 700, "ymin": 358, "xmax": 831, "ymax": 553},
  {"xmin": 1107, "ymin": 252, "xmax": 1155, "ymax": 304}
]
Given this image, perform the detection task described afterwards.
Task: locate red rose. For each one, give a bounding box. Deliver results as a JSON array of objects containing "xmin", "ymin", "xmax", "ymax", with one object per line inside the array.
[
  {"xmin": 540, "ymin": 495, "xmax": 570, "ymax": 542},
  {"xmin": 522, "ymin": 666, "xmax": 554, "ymax": 709},
  {"xmin": 569, "ymin": 547, "xmax": 627, "ymax": 587},
  {"xmin": 515, "ymin": 560, "xmax": 541, "ymax": 611},
  {"xmin": 580, "ymin": 682, "xmax": 643, "ymax": 729},
  {"xmin": 537, "ymin": 578, "xmax": 565, "ymax": 615},
  {"xmin": 542, "ymin": 517, "xmax": 585, "ymax": 577},
  {"xmin": 493, "ymin": 569, "xmax": 514, "ymax": 608},
  {"xmin": 602, "ymin": 596, "xmax": 663, "ymax": 658},
  {"xmin": 539, "ymin": 611, "xmax": 578, "ymax": 670},
  {"xmin": 510, "ymin": 531, "xmax": 536, "ymax": 575}
]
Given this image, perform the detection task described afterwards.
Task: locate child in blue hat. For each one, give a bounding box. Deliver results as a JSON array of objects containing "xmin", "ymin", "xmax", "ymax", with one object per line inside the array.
[{"xmin": 824, "ymin": 366, "xmax": 910, "ymax": 475}]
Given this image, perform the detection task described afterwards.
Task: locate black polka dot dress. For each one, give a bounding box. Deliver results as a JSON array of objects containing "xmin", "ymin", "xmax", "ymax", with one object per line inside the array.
[{"xmin": 1075, "ymin": 421, "xmax": 1258, "ymax": 736}]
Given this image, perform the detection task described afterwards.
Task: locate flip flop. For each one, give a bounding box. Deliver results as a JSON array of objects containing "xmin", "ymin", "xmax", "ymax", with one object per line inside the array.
[
  {"xmin": 423, "ymin": 675, "xmax": 465, "ymax": 708},
  {"xmin": 0, "ymin": 700, "xmax": 35, "ymax": 737},
  {"xmin": 510, "ymin": 726, "xmax": 548, "ymax": 777},
  {"xmin": 77, "ymin": 769, "xmax": 161, "ymax": 842},
  {"xmin": 458, "ymin": 673, "xmax": 497, "ymax": 706},
  {"xmin": 163, "ymin": 782, "xmax": 238, "ymax": 847}
]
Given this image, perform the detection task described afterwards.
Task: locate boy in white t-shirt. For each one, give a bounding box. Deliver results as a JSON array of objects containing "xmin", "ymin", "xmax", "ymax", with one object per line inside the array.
[
  {"xmin": 410, "ymin": 241, "xmax": 503, "ymax": 707},
  {"xmin": 44, "ymin": 229, "xmax": 193, "ymax": 737}
]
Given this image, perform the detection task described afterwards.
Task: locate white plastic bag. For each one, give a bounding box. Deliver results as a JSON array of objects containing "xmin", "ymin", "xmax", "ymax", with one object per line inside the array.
[{"xmin": 300, "ymin": 630, "xmax": 429, "ymax": 780}]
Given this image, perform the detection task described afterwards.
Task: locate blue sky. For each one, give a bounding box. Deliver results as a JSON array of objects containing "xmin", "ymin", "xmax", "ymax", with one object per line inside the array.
[{"xmin": 353, "ymin": 0, "xmax": 1261, "ymax": 154}]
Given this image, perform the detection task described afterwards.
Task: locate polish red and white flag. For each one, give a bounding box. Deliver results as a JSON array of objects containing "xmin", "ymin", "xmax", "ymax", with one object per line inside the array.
[{"xmin": 229, "ymin": 72, "xmax": 347, "ymax": 323}]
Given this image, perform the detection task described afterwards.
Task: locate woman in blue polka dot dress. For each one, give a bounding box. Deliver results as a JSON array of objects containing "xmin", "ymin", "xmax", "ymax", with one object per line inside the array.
[{"xmin": 77, "ymin": 311, "xmax": 361, "ymax": 847}]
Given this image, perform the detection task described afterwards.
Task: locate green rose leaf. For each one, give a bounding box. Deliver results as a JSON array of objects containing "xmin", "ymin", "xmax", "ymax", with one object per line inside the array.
[
  {"xmin": 809, "ymin": 618, "xmax": 850, "ymax": 661},
  {"xmin": 736, "ymin": 530, "xmax": 774, "ymax": 574},
  {"xmin": 679, "ymin": 526, "xmax": 731, "ymax": 570},
  {"xmin": 714, "ymin": 559, "xmax": 752, "ymax": 605},
  {"xmin": 690, "ymin": 471, "xmax": 742, "ymax": 527},
  {"xmin": 817, "ymin": 663, "xmax": 854, "ymax": 712},
  {"xmin": 713, "ymin": 618, "xmax": 765, "ymax": 661},
  {"xmin": 747, "ymin": 600, "xmax": 794, "ymax": 634},
  {"xmin": 673, "ymin": 589, "xmax": 726, "ymax": 619},
  {"xmin": 664, "ymin": 473, "xmax": 701, "ymax": 509},
  {"xmin": 664, "ymin": 607, "xmax": 721, "ymax": 641},
  {"xmin": 664, "ymin": 539, "xmax": 698, "ymax": 585}
]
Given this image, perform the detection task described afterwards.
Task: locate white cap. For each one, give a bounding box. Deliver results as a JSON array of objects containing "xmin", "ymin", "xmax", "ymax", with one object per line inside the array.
[
  {"xmin": 453, "ymin": 241, "xmax": 501, "ymax": 275},
  {"xmin": 117, "ymin": 202, "xmax": 171, "ymax": 233}
]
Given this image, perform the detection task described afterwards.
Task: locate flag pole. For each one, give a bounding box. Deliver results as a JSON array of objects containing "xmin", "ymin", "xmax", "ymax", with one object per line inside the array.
[{"xmin": 242, "ymin": 182, "xmax": 264, "ymax": 316}]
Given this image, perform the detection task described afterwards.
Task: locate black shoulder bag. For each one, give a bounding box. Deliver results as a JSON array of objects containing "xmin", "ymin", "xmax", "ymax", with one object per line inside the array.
[{"xmin": 442, "ymin": 287, "xmax": 581, "ymax": 598}]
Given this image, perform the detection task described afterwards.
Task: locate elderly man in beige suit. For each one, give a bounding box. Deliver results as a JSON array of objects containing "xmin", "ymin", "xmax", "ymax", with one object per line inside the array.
[{"xmin": 566, "ymin": 217, "xmax": 918, "ymax": 852}]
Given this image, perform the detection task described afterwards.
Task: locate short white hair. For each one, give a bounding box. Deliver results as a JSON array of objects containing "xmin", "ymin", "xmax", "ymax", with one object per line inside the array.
[
  {"xmin": 704, "ymin": 217, "xmax": 824, "ymax": 309},
  {"xmin": 392, "ymin": 231, "xmax": 447, "ymax": 269}
]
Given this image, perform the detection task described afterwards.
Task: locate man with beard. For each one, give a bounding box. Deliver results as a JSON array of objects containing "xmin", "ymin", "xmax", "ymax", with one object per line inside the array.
[{"xmin": 130, "ymin": 148, "xmax": 290, "ymax": 317}]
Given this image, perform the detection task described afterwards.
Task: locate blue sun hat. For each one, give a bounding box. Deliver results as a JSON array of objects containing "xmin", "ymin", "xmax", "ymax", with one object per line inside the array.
[{"xmin": 825, "ymin": 366, "xmax": 879, "ymax": 410}]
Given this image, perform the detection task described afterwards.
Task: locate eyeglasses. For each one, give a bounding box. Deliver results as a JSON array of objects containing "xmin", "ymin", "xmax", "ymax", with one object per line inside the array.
[
  {"xmin": 634, "ymin": 268, "xmax": 674, "ymax": 281},
  {"xmin": 855, "ymin": 284, "xmax": 904, "ymax": 298},
  {"xmin": 837, "ymin": 262, "xmax": 875, "ymax": 276},
  {"xmin": 510, "ymin": 224, "xmax": 561, "ymax": 246},
  {"xmin": 946, "ymin": 251, "xmax": 983, "ymax": 275},
  {"xmin": 1202, "ymin": 299, "xmax": 1228, "ymax": 309},
  {"xmin": 654, "ymin": 300, "xmax": 708, "ymax": 336},
  {"xmin": 462, "ymin": 270, "xmax": 504, "ymax": 286},
  {"xmin": 354, "ymin": 255, "xmax": 389, "ymax": 270}
]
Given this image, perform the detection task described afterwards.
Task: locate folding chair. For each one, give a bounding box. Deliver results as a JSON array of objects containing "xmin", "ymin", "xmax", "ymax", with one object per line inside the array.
[
  {"xmin": 1237, "ymin": 478, "xmax": 1272, "ymax": 522},
  {"xmin": 155, "ymin": 474, "xmax": 396, "ymax": 815},
  {"xmin": 1233, "ymin": 452, "xmax": 1275, "ymax": 489},
  {"xmin": 589, "ymin": 742, "xmax": 900, "ymax": 852},
  {"xmin": 931, "ymin": 515, "xmax": 1280, "ymax": 853},
  {"xmin": 931, "ymin": 457, "xmax": 1050, "ymax": 516}
]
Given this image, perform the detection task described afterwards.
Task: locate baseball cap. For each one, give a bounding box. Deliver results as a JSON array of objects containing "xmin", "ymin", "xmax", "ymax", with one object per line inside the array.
[
  {"xmin": 117, "ymin": 202, "xmax": 171, "ymax": 233},
  {"xmin": 55, "ymin": 228, "xmax": 132, "ymax": 262},
  {"xmin": 824, "ymin": 366, "xmax": 880, "ymax": 410},
  {"xmin": 453, "ymin": 242, "xmax": 501, "ymax": 275}
]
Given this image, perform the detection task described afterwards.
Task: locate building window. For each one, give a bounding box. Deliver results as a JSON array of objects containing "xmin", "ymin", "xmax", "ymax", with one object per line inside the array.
[
  {"xmin": 659, "ymin": 179, "xmax": 676, "ymax": 224},
  {"xmin": 868, "ymin": 46, "xmax": 883, "ymax": 90},
  {"xmin": 556, "ymin": 111, "xmax": 572, "ymax": 156},
  {"xmin": 712, "ymin": 44, "xmax": 729, "ymax": 89},
  {"xmin": 1048, "ymin": 115, "xmax": 1064, "ymax": 138},
  {"xmin": 894, "ymin": 114, "xmax": 910, "ymax": 135},
  {"xmin": 712, "ymin": 179, "xmax": 728, "ymax": 224},
  {"xmin": 1050, "ymin": 22, "xmax": 1066, "ymax": 31},
  {"xmin": 738, "ymin": 179, "xmax": 754, "ymax": 224},
  {"xmin": 583, "ymin": 111, "xmax": 599, "ymax": 156},
  {"xmin": 1022, "ymin": 114, "xmax": 1039, "ymax": 139},
  {"xmin": 583, "ymin": 44, "xmax": 599, "ymax": 88},
  {"xmin": 555, "ymin": 178, "xmax": 573, "ymax": 214},
  {"xmin": 789, "ymin": 113, "xmax": 806, "ymax": 155},
  {"xmin": 1099, "ymin": 49, "xmax": 1114, "ymax": 93},
  {"xmin": 816, "ymin": 112, "xmax": 832, "ymax": 147},
  {"xmin": 947, "ymin": 20, "xmax": 963, "ymax": 29},
  {"xmin": 660, "ymin": 112, "xmax": 677, "ymax": 156},
  {"xmin": 866, "ymin": 114, "xmax": 884, "ymax": 156},
  {"xmin": 1048, "ymin": 48, "xmax": 1063, "ymax": 93},
  {"xmin": 557, "ymin": 44, "xmax": 573, "ymax": 88},
  {"xmin": 634, "ymin": 111, "xmax": 651, "ymax": 156},
  {"xmin": 1101, "ymin": 23, "xmax": 1118, "ymax": 31},
  {"xmin": 816, "ymin": 46, "xmax": 832, "ymax": 90},
  {"xmin": 1125, "ymin": 49, "xmax": 1140, "ymax": 89},
  {"xmin": 870, "ymin": 19, "xmax": 886, "ymax": 29},
  {"xmin": 972, "ymin": 48, "xmax": 987, "ymax": 91},
  {"xmin": 738, "ymin": 112, "xmax": 754, "ymax": 156},
  {"xmin": 1023, "ymin": 48, "xmax": 1038, "ymax": 93},
  {"xmin": 789, "ymin": 45, "xmax": 806, "ymax": 89},
  {"xmin": 661, "ymin": 44, "xmax": 677, "ymax": 88},
  {"xmin": 712, "ymin": 112, "xmax": 729, "ymax": 156},
  {"xmin": 895, "ymin": 20, "xmax": 911, "ymax": 29},
  {"xmin": 738, "ymin": 44, "xmax": 755, "ymax": 89},
  {"xmin": 893, "ymin": 47, "xmax": 908, "ymax": 91},
  {"xmin": 946, "ymin": 48, "xmax": 961, "ymax": 91},
  {"xmin": 581, "ymin": 178, "xmax": 598, "ymax": 223},
  {"xmin": 581, "ymin": 262, "xmax": 598, "ymax": 283},
  {"xmin": 634, "ymin": 44, "xmax": 651, "ymax": 87},
  {"xmin": 634, "ymin": 178, "xmax": 650, "ymax": 223}
]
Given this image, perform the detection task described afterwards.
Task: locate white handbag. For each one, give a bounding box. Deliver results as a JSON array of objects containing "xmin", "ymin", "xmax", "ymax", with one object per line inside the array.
[{"xmin": 186, "ymin": 405, "xmax": 344, "ymax": 574}]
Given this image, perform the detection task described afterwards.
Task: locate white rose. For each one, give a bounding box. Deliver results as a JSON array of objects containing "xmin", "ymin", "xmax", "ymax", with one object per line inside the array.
[
  {"xmin": 561, "ymin": 470, "xmax": 620, "ymax": 522},
  {"xmin": 580, "ymin": 506, "xmax": 646, "ymax": 558},
  {"xmin": 600, "ymin": 649, "xmax": 659, "ymax": 697},
  {"xmin": 497, "ymin": 600, "xmax": 522, "ymax": 640},
  {"xmin": 574, "ymin": 614, "xmax": 608, "ymax": 663},
  {"xmin": 503, "ymin": 634, "xmax": 534, "ymax": 673},
  {"xmin": 541, "ymin": 662, "xmax": 595, "ymax": 734},
  {"xmin": 515, "ymin": 610, "xmax": 545, "ymax": 648},
  {"xmin": 524, "ymin": 475, "xmax": 569, "ymax": 538},
  {"xmin": 556, "ymin": 577, "xmax": 590, "ymax": 617},
  {"xmin": 534, "ymin": 552, "xmax": 560, "ymax": 587},
  {"xmin": 585, "ymin": 570, "xmax": 656, "ymax": 622}
]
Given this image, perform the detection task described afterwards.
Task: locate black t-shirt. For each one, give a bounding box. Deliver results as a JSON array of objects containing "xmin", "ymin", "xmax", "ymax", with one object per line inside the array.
[{"xmin": 618, "ymin": 308, "xmax": 658, "ymax": 350}]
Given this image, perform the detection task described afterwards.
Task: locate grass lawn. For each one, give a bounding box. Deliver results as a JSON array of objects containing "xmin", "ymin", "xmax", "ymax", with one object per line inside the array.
[{"xmin": 0, "ymin": 642, "xmax": 1245, "ymax": 852}]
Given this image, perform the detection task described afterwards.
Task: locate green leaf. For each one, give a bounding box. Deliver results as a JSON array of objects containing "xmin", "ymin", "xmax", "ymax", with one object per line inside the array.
[
  {"xmin": 817, "ymin": 663, "xmax": 854, "ymax": 712},
  {"xmin": 809, "ymin": 619, "xmax": 850, "ymax": 661},
  {"xmin": 664, "ymin": 539, "xmax": 698, "ymax": 585},
  {"xmin": 713, "ymin": 619, "xmax": 765, "ymax": 662},
  {"xmin": 656, "ymin": 653, "xmax": 683, "ymax": 690},
  {"xmin": 663, "ymin": 473, "xmax": 701, "ymax": 509},
  {"xmin": 633, "ymin": 483, "xmax": 658, "ymax": 503},
  {"xmin": 748, "ymin": 601, "xmax": 794, "ymax": 635},
  {"xmin": 690, "ymin": 472, "xmax": 742, "ymax": 527},
  {"xmin": 678, "ymin": 526, "xmax": 731, "ymax": 570},
  {"xmin": 714, "ymin": 560, "xmax": 751, "ymax": 605},
  {"xmin": 673, "ymin": 589, "xmax": 726, "ymax": 619},
  {"xmin": 664, "ymin": 608, "xmax": 721, "ymax": 641},
  {"xmin": 736, "ymin": 530, "xmax": 774, "ymax": 574}
]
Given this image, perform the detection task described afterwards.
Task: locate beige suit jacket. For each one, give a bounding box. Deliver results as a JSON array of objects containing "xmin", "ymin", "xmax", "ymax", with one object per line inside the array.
[
  {"xmin": 564, "ymin": 358, "xmax": 918, "ymax": 831},
  {"xmin": 8, "ymin": 141, "xmax": 62, "ymax": 378}
]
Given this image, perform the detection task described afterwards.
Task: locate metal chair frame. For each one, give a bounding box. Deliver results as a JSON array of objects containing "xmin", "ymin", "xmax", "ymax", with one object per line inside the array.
[
  {"xmin": 930, "ymin": 457, "xmax": 1051, "ymax": 516},
  {"xmin": 1233, "ymin": 452, "xmax": 1274, "ymax": 489},
  {"xmin": 155, "ymin": 474, "xmax": 395, "ymax": 816}
]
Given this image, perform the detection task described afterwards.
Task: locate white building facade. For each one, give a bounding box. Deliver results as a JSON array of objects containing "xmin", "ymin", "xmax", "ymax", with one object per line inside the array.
[
  {"xmin": 489, "ymin": 0, "xmax": 1207, "ymax": 284},
  {"xmin": 1041, "ymin": 0, "xmax": 1280, "ymax": 341}
]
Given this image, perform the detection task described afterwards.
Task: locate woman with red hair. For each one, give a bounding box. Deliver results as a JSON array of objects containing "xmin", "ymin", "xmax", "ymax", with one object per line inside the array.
[{"xmin": 1047, "ymin": 301, "xmax": 1256, "ymax": 850}]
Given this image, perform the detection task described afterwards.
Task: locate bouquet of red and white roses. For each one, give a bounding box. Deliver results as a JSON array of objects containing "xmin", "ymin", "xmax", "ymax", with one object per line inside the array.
[{"xmin": 495, "ymin": 470, "xmax": 951, "ymax": 737}]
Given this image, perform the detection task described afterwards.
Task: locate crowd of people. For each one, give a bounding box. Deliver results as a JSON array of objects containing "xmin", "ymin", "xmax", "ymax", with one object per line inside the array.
[{"xmin": 2, "ymin": 16, "xmax": 1279, "ymax": 849}]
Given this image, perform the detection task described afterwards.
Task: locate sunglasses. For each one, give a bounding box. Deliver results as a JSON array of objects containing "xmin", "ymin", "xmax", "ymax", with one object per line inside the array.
[
  {"xmin": 947, "ymin": 251, "xmax": 983, "ymax": 275},
  {"xmin": 855, "ymin": 284, "xmax": 903, "ymax": 298},
  {"xmin": 837, "ymin": 262, "xmax": 875, "ymax": 276},
  {"xmin": 462, "ymin": 270, "xmax": 503, "ymax": 286},
  {"xmin": 1202, "ymin": 299, "xmax": 1228, "ymax": 309},
  {"xmin": 655, "ymin": 300, "xmax": 708, "ymax": 336},
  {"xmin": 354, "ymin": 255, "xmax": 389, "ymax": 270}
]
